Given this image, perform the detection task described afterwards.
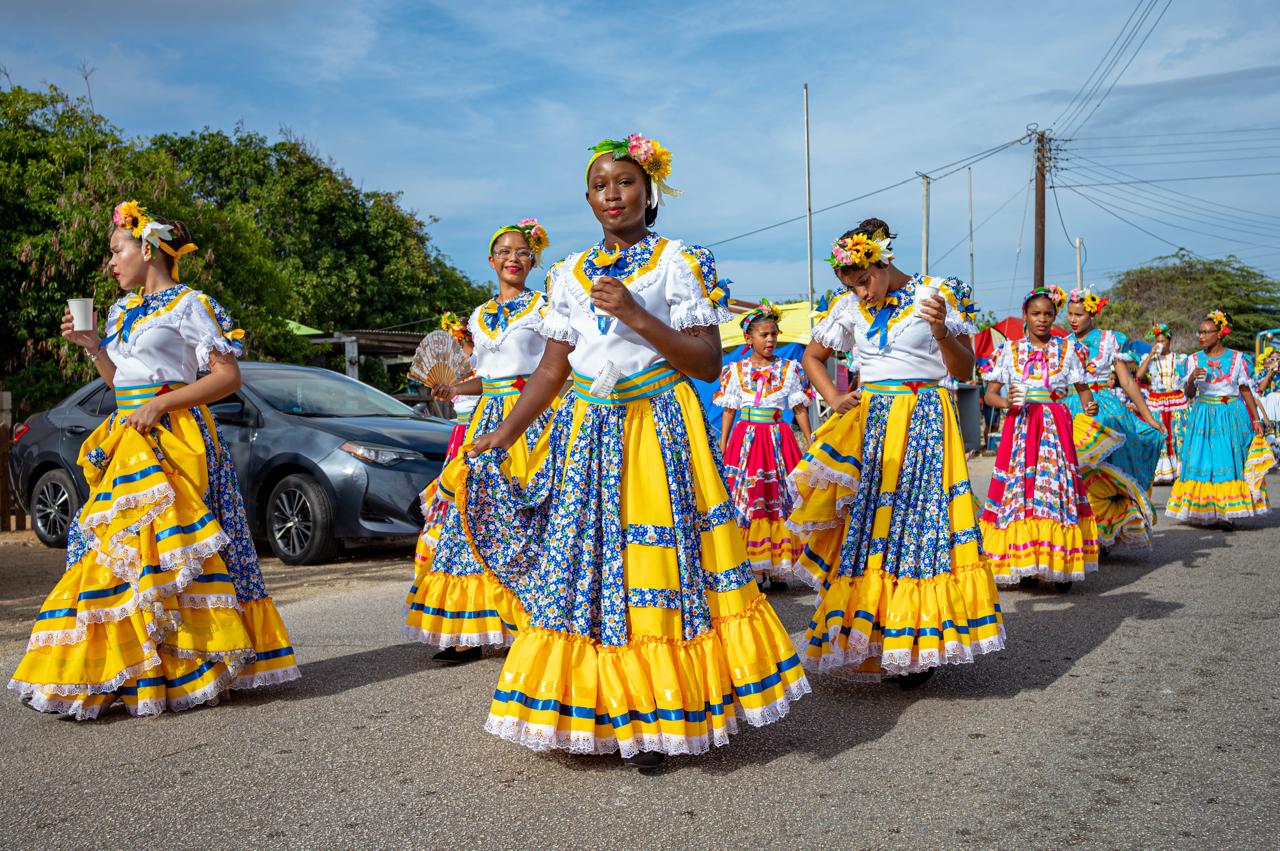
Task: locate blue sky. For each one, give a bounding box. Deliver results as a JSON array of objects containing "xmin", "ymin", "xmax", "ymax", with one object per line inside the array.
[{"xmin": 5, "ymin": 0, "xmax": 1280, "ymax": 319}]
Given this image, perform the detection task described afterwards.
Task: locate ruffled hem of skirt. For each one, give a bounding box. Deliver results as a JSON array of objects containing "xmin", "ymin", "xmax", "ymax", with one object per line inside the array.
[
  {"xmin": 980, "ymin": 517, "xmax": 1099, "ymax": 584},
  {"xmin": 483, "ymin": 595, "xmax": 810, "ymax": 758}
]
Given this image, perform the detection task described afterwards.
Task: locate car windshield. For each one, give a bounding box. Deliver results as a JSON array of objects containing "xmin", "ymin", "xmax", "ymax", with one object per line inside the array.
[{"xmin": 247, "ymin": 368, "xmax": 418, "ymax": 418}]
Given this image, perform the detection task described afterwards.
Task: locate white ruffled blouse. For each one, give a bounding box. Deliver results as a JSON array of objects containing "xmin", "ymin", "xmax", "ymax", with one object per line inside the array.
[
  {"xmin": 540, "ymin": 233, "xmax": 731, "ymax": 379},
  {"xmin": 103, "ymin": 285, "xmax": 243, "ymax": 387},
  {"xmin": 982, "ymin": 337, "xmax": 1089, "ymax": 391},
  {"xmin": 466, "ymin": 289, "xmax": 548, "ymax": 380},
  {"xmin": 713, "ymin": 357, "xmax": 809, "ymax": 411},
  {"xmin": 812, "ymin": 275, "xmax": 978, "ymax": 384},
  {"xmin": 1183, "ymin": 349, "xmax": 1253, "ymax": 397}
]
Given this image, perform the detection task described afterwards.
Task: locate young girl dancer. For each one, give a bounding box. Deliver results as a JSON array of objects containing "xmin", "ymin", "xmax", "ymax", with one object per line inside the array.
[
  {"xmin": 11, "ymin": 201, "xmax": 299, "ymax": 718},
  {"xmin": 714, "ymin": 300, "xmax": 813, "ymax": 585},
  {"xmin": 1064, "ymin": 288, "xmax": 1163, "ymax": 547},
  {"xmin": 459, "ymin": 133, "xmax": 808, "ymax": 765},
  {"xmin": 1166, "ymin": 311, "xmax": 1272, "ymax": 529},
  {"xmin": 440, "ymin": 311, "xmax": 479, "ymax": 462},
  {"xmin": 979, "ymin": 286, "xmax": 1100, "ymax": 588},
  {"xmin": 403, "ymin": 220, "xmax": 555, "ymax": 663},
  {"xmin": 1136, "ymin": 324, "xmax": 1188, "ymax": 484},
  {"xmin": 788, "ymin": 219, "xmax": 1004, "ymax": 684}
]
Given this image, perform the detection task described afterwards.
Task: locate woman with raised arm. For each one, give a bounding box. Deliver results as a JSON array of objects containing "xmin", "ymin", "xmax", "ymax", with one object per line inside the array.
[
  {"xmin": 787, "ymin": 219, "xmax": 1004, "ymax": 686},
  {"xmin": 10, "ymin": 201, "xmax": 299, "ymax": 719},
  {"xmin": 1166, "ymin": 311, "xmax": 1273, "ymax": 530},
  {"xmin": 456, "ymin": 134, "xmax": 808, "ymax": 766},
  {"xmin": 404, "ymin": 220, "xmax": 555, "ymax": 664},
  {"xmin": 1063, "ymin": 289, "xmax": 1162, "ymax": 549}
]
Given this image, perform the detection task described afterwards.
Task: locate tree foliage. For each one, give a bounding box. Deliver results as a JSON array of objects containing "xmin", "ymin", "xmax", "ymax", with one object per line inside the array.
[
  {"xmin": 1101, "ymin": 251, "xmax": 1280, "ymax": 353},
  {"xmin": 0, "ymin": 84, "xmax": 488, "ymax": 417}
]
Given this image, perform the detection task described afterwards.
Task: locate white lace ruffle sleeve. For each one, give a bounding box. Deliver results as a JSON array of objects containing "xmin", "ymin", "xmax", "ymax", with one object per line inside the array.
[{"xmin": 667, "ymin": 243, "xmax": 732, "ymax": 331}]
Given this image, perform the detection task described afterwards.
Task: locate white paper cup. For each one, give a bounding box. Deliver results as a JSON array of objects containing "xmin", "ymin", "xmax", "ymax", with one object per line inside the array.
[
  {"xmin": 1007, "ymin": 383, "xmax": 1027, "ymax": 407},
  {"xmin": 915, "ymin": 284, "xmax": 939, "ymax": 303},
  {"xmin": 67, "ymin": 298, "xmax": 95, "ymax": 332}
]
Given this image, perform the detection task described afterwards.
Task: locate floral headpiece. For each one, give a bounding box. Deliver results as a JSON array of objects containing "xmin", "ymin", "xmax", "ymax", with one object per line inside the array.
[
  {"xmin": 440, "ymin": 311, "xmax": 473, "ymax": 345},
  {"xmin": 112, "ymin": 200, "xmax": 198, "ymax": 282},
  {"xmin": 739, "ymin": 298, "xmax": 782, "ymax": 335},
  {"xmin": 1261, "ymin": 346, "xmax": 1277, "ymax": 363},
  {"xmin": 827, "ymin": 230, "xmax": 893, "ymax": 270},
  {"xmin": 1147, "ymin": 323, "xmax": 1170, "ymax": 340},
  {"xmin": 1207, "ymin": 309, "xmax": 1231, "ymax": 337},
  {"xmin": 1068, "ymin": 287, "xmax": 1109, "ymax": 315},
  {"xmin": 587, "ymin": 134, "xmax": 680, "ymax": 208},
  {"xmin": 489, "ymin": 218, "xmax": 550, "ymax": 264},
  {"xmin": 1023, "ymin": 284, "xmax": 1066, "ymax": 309}
]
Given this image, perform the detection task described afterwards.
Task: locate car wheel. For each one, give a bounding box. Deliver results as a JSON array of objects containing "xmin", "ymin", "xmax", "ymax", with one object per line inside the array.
[
  {"xmin": 266, "ymin": 473, "xmax": 338, "ymax": 565},
  {"xmin": 31, "ymin": 468, "xmax": 79, "ymax": 548}
]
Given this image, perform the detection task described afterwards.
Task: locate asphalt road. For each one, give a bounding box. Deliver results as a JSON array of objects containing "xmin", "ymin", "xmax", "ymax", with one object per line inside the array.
[{"xmin": 1, "ymin": 457, "xmax": 1277, "ymax": 849}]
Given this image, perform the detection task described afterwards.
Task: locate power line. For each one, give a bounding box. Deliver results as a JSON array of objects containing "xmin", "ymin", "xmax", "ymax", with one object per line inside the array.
[
  {"xmin": 1051, "ymin": 0, "xmax": 1146, "ymax": 129},
  {"xmin": 1065, "ymin": 180, "xmax": 1280, "ymax": 241},
  {"xmin": 1072, "ymin": 155, "xmax": 1280, "ymax": 167},
  {"xmin": 1051, "ymin": 184, "xmax": 1078, "ymax": 250},
  {"xmin": 933, "ymin": 179, "xmax": 1031, "ymax": 265},
  {"xmin": 1070, "ymin": 185, "xmax": 1280, "ymax": 250},
  {"xmin": 1056, "ymin": 0, "xmax": 1154, "ymax": 132},
  {"xmin": 707, "ymin": 133, "xmax": 1030, "ymax": 248},
  {"xmin": 1071, "ymin": 126, "xmax": 1280, "ymax": 140},
  {"xmin": 1061, "ymin": 161, "xmax": 1280, "ymax": 232},
  {"xmin": 1066, "ymin": 139, "xmax": 1280, "ymax": 151},
  {"xmin": 1067, "ymin": 156, "xmax": 1280, "ymax": 223},
  {"xmin": 1052, "ymin": 171, "xmax": 1280, "ymax": 187},
  {"xmin": 1064, "ymin": 186, "xmax": 1193, "ymax": 253},
  {"xmin": 1066, "ymin": 0, "xmax": 1171, "ymax": 136}
]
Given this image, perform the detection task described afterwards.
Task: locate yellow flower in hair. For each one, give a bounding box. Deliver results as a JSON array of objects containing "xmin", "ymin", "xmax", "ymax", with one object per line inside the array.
[{"xmin": 647, "ymin": 141, "xmax": 673, "ymax": 183}]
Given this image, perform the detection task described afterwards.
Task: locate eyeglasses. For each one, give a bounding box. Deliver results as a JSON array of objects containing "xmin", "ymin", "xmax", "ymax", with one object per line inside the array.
[{"xmin": 493, "ymin": 248, "xmax": 534, "ymax": 261}]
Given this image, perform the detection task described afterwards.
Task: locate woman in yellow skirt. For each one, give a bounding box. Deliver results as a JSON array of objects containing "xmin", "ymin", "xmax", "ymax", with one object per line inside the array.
[
  {"xmin": 458, "ymin": 134, "xmax": 808, "ymax": 766},
  {"xmin": 9, "ymin": 201, "xmax": 299, "ymax": 719},
  {"xmin": 788, "ymin": 219, "xmax": 1005, "ymax": 685},
  {"xmin": 404, "ymin": 220, "xmax": 556, "ymax": 663}
]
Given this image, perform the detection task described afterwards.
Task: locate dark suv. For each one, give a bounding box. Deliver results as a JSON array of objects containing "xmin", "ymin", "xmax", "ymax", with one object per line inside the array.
[{"xmin": 9, "ymin": 362, "xmax": 452, "ymax": 564}]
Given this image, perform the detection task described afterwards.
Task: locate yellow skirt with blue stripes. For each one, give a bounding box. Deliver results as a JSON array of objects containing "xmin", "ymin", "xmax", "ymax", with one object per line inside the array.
[
  {"xmin": 787, "ymin": 381, "xmax": 1005, "ymax": 681},
  {"xmin": 453, "ymin": 364, "xmax": 809, "ymax": 757},
  {"xmin": 9, "ymin": 387, "xmax": 298, "ymax": 719},
  {"xmin": 404, "ymin": 382, "xmax": 552, "ymax": 650}
]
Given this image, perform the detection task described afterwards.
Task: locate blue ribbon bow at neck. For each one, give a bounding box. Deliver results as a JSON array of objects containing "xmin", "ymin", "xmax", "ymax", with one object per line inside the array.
[
  {"xmin": 484, "ymin": 300, "xmax": 514, "ymax": 330},
  {"xmin": 867, "ymin": 295, "xmax": 899, "ymax": 350},
  {"xmin": 100, "ymin": 294, "xmax": 147, "ymax": 347}
]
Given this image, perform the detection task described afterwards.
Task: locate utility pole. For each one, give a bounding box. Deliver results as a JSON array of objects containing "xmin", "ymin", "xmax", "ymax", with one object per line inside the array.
[
  {"xmin": 920, "ymin": 174, "xmax": 930, "ymax": 275},
  {"xmin": 1033, "ymin": 129, "xmax": 1048, "ymax": 288},
  {"xmin": 803, "ymin": 83, "xmax": 814, "ymax": 326},
  {"xmin": 967, "ymin": 167, "xmax": 975, "ymax": 287},
  {"xmin": 1075, "ymin": 236, "xmax": 1084, "ymax": 290}
]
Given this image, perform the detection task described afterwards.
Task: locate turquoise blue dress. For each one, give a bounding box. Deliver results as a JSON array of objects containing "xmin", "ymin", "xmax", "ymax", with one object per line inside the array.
[{"xmin": 1063, "ymin": 328, "xmax": 1162, "ymax": 490}]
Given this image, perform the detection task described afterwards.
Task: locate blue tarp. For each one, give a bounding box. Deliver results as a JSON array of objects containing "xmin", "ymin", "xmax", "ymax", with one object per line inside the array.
[{"xmin": 691, "ymin": 342, "xmax": 808, "ymax": 439}]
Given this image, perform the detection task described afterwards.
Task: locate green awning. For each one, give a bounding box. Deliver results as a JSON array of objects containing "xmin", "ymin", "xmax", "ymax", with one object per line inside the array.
[{"xmin": 287, "ymin": 319, "xmax": 325, "ymax": 336}]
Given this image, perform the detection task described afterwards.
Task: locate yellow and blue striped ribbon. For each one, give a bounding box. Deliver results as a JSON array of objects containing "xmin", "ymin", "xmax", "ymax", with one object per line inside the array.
[
  {"xmin": 115, "ymin": 382, "xmax": 187, "ymax": 413},
  {"xmin": 1199, "ymin": 394, "xmax": 1237, "ymax": 405},
  {"xmin": 572, "ymin": 362, "xmax": 683, "ymax": 406},
  {"xmin": 1023, "ymin": 388, "xmax": 1059, "ymax": 403},
  {"xmin": 862, "ymin": 379, "xmax": 940, "ymax": 397},
  {"xmin": 740, "ymin": 406, "xmax": 782, "ymax": 423},
  {"xmin": 481, "ymin": 376, "xmax": 528, "ymax": 397}
]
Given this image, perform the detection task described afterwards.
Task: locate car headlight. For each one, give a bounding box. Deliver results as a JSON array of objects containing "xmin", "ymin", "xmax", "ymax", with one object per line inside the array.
[{"xmin": 339, "ymin": 441, "xmax": 423, "ymax": 466}]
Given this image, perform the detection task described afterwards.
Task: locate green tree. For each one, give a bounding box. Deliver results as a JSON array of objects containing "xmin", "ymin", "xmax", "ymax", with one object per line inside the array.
[
  {"xmin": 1102, "ymin": 252, "xmax": 1280, "ymax": 354},
  {"xmin": 0, "ymin": 85, "xmax": 485, "ymax": 417}
]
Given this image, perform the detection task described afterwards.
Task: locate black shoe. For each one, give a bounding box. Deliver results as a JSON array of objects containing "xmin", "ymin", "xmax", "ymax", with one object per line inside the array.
[
  {"xmin": 1217, "ymin": 520, "xmax": 1236, "ymax": 532},
  {"xmin": 1099, "ymin": 546, "xmax": 1112, "ymax": 559},
  {"xmin": 895, "ymin": 669, "xmax": 936, "ymax": 690},
  {"xmin": 1054, "ymin": 581, "xmax": 1073, "ymax": 594},
  {"xmin": 622, "ymin": 751, "xmax": 666, "ymax": 769},
  {"xmin": 1018, "ymin": 576, "xmax": 1040, "ymax": 588},
  {"xmin": 767, "ymin": 578, "xmax": 789, "ymax": 591},
  {"xmin": 432, "ymin": 646, "xmax": 482, "ymax": 664}
]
